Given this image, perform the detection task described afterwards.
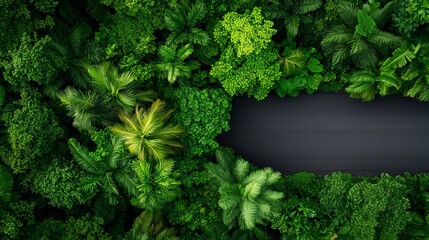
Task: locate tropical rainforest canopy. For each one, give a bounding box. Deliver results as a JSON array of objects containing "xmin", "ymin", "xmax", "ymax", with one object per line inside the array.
[{"xmin": 1, "ymin": 0, "xmax": 429, "ymax": 239}]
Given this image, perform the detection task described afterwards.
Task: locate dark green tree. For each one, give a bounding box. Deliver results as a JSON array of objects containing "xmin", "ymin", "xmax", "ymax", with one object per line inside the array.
[
  {"xmin": 205, "ymin": 148, "xmax": 284, "ymax": 230},
  {"xmin": 131, "ymin": 159, "xmax": 181, "ymax": 211},
  {"xmin": 68, "ymin": 130, "xmax": 137, "ymax": 206}
]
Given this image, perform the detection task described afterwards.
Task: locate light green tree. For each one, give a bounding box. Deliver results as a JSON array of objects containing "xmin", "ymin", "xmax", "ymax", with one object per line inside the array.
[{"xmin": 111, "ymin": 99, "xmax": 183, "ymax": 161}]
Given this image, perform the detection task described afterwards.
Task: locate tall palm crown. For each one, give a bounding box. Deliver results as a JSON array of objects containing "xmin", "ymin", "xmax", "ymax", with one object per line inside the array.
[
  {"xmin": 58, "ymin": 62, "xmax": 156, "ymax": 130},
  {"xmin": 111, "ymin": 99, "xmax": 183, "ymax": 161},
  {"xmin": 321, "ymin": 1, "xmax": 401, "ymax": 68},
  {"xmin": 205, "ymin": 148, "xmax": 284, "ymax": 230}
]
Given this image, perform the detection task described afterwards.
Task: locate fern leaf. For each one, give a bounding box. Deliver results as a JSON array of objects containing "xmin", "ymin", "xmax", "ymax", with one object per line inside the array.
[
  {"xmin": 371, "ymin": 1, "xmax": 394, "ymax": 27},
  {"xmin": 321, "ymin": 25, "xmax": 354, "ymax": 47},
  {"xmin": 233, "ymin": 159, "xmax": 250, "ymax": 183},
  {"xmin": 241, "ymin": 199, "xmax": 258, "ymax": 229},
  {"xmin": 367, "ymin": 30, "xmax": 402, "ymax": 48},
  {"xmin": 296, "ymin": 0, "xmax": 322, "ymax": 14}
]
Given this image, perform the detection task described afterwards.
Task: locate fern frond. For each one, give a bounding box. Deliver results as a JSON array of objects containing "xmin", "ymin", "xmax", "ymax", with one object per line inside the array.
[
  {"xmin": 69, "ymin": 22, "xmax": 92, "ymax": 55},
  {"xmin": 321, "ymin": 25, "xmax": 354, "ymax": 47},
  {"xmin": 371, "ymin": 1, "xmax": 394, "ymax": 27},
  {"xmin": 165, "ymin": 7, "xmax": 185, "ymax": 31},
  {"xmin": 241, "ymin": 199, "xmax": 258, "ymax": 229},
  {"xmin": 233, "ymin": 159, "xmax": 250, "ymax": 183}
]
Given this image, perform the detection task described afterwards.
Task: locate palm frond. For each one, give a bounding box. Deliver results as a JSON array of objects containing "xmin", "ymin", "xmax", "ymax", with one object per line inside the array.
[
  {"xmin": 165, "ymin": 6, "xmax": 185, "ymax": 31},
  {"xmin": 295, "ymin": 0, "xmax": 322, "ymax": 14},
  {"xmin": 367, "ymin": 30, "xmax": 402, "ymax": 48},
  {"xmin": 187, "ymin": 2, "xmax": 207, "ymax": 27},
  {"xmin": 381, "ymin": 45, "xmax": 417, "ymax": 71},
  {"xmin": 241, "ymin": 200, "xmax": 258, "ymax": 229},
  {"xmin": 177, "ymin": 44, "xmax": 194, "ymax": 62},
  {"xmin": 69, "ymin": 22, "xmax": 92, "ymax": 55},
  {"xmin": 69, "ymin": 138, "xmax": 104, "ymax": 174},
  {"xmin": 337, "ymin": 1, "xmax": 358, "ymax": 27},
  {"xmin": 233, "ymin": 159, "xmax": 250, "ymax": 183},
  {"xmin": 188, "ymin": 28, "xmax": 211, "ymax": 46},
  {"xmin": 371, "ymin": 1, "xmax": 394, "ymax": 27},
  {"xmin": 219, "ymin": 184, "xmax": 241, "ymax": 209},
  {"xmin": 285, "ymin": 15, "xmax": 300, "ymax": 37},
  {"xmin": 321, "ymin": 25, "xmax": 354, "ymax": 47},
  {"xmin": 377, "ymin": 72, "xmax": 401, "ymax": 95},
  {"xmin": 330, "ymin": 45, "xmax": 350, "ymax": 66},
  {"xmin": 205, "ymin": 162, "xmax": 235, "ymax": 185}
]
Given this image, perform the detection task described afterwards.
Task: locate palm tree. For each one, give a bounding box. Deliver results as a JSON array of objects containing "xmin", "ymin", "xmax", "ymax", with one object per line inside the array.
[
  {"xmin": 68, "ymin": 136, "xmax": 137, "ymax": 206},
  {"xmin": 131, "ymin": 159, "xmax": 181, "ymax": 211},
  {"xmin": 124, "ymin": 210, "xmax": 178, "ymax": 240},
  {"xmin": 111, "ymin": 99, "xmax": 183, "ymax": 161},
  {"xmin": 157, "ymin": 44, "xmax": 200, "ymax": 84},
  {"xmin": 321, "ymin": 1, "xmax": 401, "ymax": 68},
  {"xmin": 205, "ymin": 148, "xmax": 284, "ymax": 230},
  {"xmin": 58, "ymin": 62, "xmax": 156, "ymax": 130},
  {"xmin": 264, "ymin": 0, "xmax": 322, "ymax": 38},
  {"xmin": 164, "ymin": 2, "xmax": 210, "ymax": 46}
]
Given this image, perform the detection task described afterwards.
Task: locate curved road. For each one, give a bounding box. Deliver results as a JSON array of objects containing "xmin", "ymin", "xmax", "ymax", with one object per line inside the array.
[{"xmin": 217, "ymin": 92, "xmax": 429, "ymax": 175}]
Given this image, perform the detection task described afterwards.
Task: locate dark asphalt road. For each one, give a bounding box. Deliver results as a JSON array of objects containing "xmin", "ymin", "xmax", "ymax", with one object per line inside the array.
[{"xmin": 217, "ymin": 92, "xmax": 429, "ymax": 175}]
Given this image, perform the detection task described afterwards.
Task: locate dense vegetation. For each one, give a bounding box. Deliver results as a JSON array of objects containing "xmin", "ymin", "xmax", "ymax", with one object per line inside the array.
[{"xmin": 1, "ymin": 0, "xmax": 429, "ymax": 239}]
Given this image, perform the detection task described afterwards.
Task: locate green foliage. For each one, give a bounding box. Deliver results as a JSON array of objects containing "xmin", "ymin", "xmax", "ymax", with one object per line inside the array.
[
  {"xmin": 0, "ymin": 85, "xmax": 5, "ymax": 107},
  {"xmin": 111, "ymin": 99, "xmax": 183, "ymax": 161},
  {"xmin": 169, "ymin": 87, "xmax": 231, "ymax": 156},
  {"xmin": 320, "ymin": 173, "xmax": 411, "ymax": 240},
  {"xmin": 0, "ymin": 89, "xmax": 63, "ymax": 173},
  {"xmin": 215, "ymin": 7, "xmax": 276, "ymax": 57},
  {"xmin": 157, "ymin": 44, "xmax": 200, "ymax": 84},
  {"xmin": 124, "ymin": 211, "xmax": 178, "ymax": 240},
  {"xmin": 69, "ymin": 130, "xmax": 136, "ymax": 206},
  {"xmin": 28, "ymin": 214, "xmax": 111, "ymax": 240},
  {"xmin": 205, "ymin": 148, "xmax": 284, "ymax": 230},
  {"xmin": 263, "ymin": 0, "xmax": 322, "ymax": 38},
  {"xmin": 2, "ymin": 33, "xmax": 67, "ymax": 87},
  {"xmin": 393, "ymin": 0, "xmax": 429, "ymax": 36},
  {"xmin": 211, "ymin": 46, "xmax": 281, "ymax": 100},
  {"xmin": 165, "ymin": 2, "xmax": 210, "ymax": 46},
  {"xmin": 97, "ymin": 12, "xmax": 157, "ymax": 58},
  {"xmin": 0, "ymin": 200, "xmax": 35, "ymax": 239},
  {"xmin": 321, "ymin": 1, "xmax": 401, "ymax": 68},
  {"xmin": 26, "ymin": 158, "xmax": 93, "ymax": 209},
  {"xmin": 131, "ymin": 159, "xmax": 181, "ymax": 211}
]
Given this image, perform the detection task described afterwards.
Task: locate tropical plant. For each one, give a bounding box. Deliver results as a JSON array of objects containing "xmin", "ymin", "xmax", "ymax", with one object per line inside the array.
[
  {"xmin": 321, "ymin": 1, "xmax": 402, "ymax": 68},
  {"xmin": 58, "ymin": 62, "xmax": 156, "ymax": 130},
  {"xmin": 164, "ymin": 2, "xmax": 210, "ymax": 46},
  {"xmin": 205, "ymin": 148, "xmax": 284, "ymax": 230},
  {"xmin": 264, "ymin": 0, "xmax": 322, "ymax": 37},
  {"xmin": 157, "ymin": 44, "xmax": 200, "ymax": 84},
  {"xmin": 124, "ymin": 211, "xmax": 178, "ymax": 240},
  {"xmin": 111, "ymin": 99, "xmax": 183, "ymax": 161},
  {"xmin": 131, "ymin": 159, "xmax": 181, "ymax": 211},
  {"xmin": 68, "ymin": 132, "xmax": 136, "ymax": 206}
]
